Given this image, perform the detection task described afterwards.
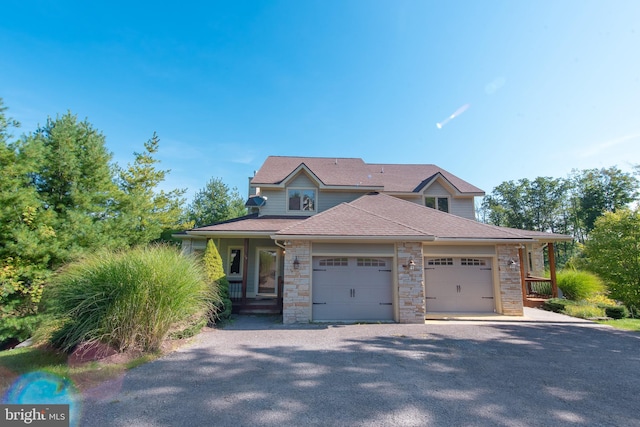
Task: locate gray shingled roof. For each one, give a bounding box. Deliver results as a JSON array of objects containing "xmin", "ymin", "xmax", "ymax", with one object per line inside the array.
[
  {"xmin": 251, "ymin": 156, "xmax": 484, "ymax": 194},
  {"xmin": 185, "ymin": 193, "xmax": 571, "ymax": 242},
  {"xmin": 275, "ymin": 193, "xmax": 569, "ymax": 241},
  {"xmin": 187, "ymin": 214, "xmax": 305, "ymax": 234}
]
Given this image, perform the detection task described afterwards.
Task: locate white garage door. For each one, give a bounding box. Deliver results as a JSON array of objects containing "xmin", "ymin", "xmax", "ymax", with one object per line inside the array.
[
  {"xmin": 312, "ymin": 257, "xmax": 393, "ymax": 321},
  {"xmin": 424, "ymin": 257, "xmax": 495, "ymax": 313}
]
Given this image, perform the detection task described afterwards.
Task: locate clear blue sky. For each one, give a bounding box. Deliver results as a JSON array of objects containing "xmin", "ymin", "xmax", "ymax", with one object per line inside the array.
[{"xmin": 2, "ymin": 1, "xmax": 639, "ymax": 203}]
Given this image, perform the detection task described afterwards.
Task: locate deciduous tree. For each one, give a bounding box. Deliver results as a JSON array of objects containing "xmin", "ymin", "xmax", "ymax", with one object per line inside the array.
[
  {"xmin": 186, "ymin": 177, "xmax": 246, "ymax": 227},
  {"xmin": 581, "ymin": 209, "xmax": 640, "ymax": 312}
]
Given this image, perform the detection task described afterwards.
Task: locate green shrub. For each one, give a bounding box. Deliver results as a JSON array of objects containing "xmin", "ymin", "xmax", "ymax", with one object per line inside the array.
[
  {"xmin": 214, "ymin": 277, "xmax": 232, "ymax": 323},
  {"xmin": 563, "ymin": 303, "xmax": 605, "ymax": 319},
  {"xmin": 543, "ymin": 298, "xmax": 573, "ymax": 313},
  {"xmin": 605, "ymin": 306, "xmax": 629, "ymax": 319},
  {"xmin": 202, "ymin": 240, "xmax": 232, "ymax": 323},
  {"xmin": 44, "ymin": 245, "xmax": 218, "ymax": 353},
  {"xmin": 556, "ymin": 270, "xmax": 605, "ymax": 301},
  {"xmin": 585, "ymin": 294, "xmax": 618, "ymax": 308},
  {"xmin": 0, "ymin": 314, "xmax": 42, "ymax": 348}
]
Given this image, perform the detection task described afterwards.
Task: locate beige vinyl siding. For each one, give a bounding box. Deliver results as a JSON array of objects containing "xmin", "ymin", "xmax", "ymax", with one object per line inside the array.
[
  {"xmin": 313, "ymin": 242, "xmax": 394, "ymax": 256},
  {"xmin": 450, "ymin": 196, "xmax": 476, "ymax": 219},
  {"xmin": 422, "ymin": 244, "xmax": 496, "ymax": 257},
  {"xmin": 424, "ymin": 181, "xmax": 476, "ymax": 220},
  {"xmin": 318, "ymin": 190, "xmax": 369, "ymax": 212},
  {"xmin": 288, "ymin": 172, "xmax": 317, "ymax": 187},
  {"xmin": 255, "ymin": 189, "xmax": 287, "ymax": 216}
]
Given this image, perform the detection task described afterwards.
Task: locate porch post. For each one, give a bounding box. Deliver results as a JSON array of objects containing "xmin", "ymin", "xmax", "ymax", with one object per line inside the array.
[
  {"xmin": 242, "ymin": 238, "xmax": 249, "ymax": 306},
  {"xmin": 519, "ymin": 246, "xmax": 527, "ymax": 302},
  {"xmin": 548, "ymin": 242, "xmax": 558, "ymax": 298}
]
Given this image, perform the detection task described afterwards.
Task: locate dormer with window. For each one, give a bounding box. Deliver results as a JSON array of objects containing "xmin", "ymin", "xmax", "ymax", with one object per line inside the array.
[{"xmin": 287, "ymin": 188, "xmax": 316, "ymax": 212}]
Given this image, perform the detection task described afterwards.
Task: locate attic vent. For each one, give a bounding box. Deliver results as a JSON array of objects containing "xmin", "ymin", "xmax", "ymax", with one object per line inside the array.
[
  {"xmin": 335, "ymin": 159, "xmax": 338, "ymax": 165},
  {"xmin": 381, "ymin": 166, "xmax": 384, "ymax": 173}
]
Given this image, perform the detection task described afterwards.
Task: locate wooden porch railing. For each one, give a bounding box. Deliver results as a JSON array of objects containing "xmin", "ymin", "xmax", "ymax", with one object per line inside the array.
[{"xmin": 524, "ymin": 276, "xmax": 554, "ymax": 298}]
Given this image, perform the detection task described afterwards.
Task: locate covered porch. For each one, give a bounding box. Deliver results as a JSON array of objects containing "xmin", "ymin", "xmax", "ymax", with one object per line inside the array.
[
  {"xmin": 518, "ymin": 242, "xmax": 559, "ymax": 308},
  {"xmin": 177, "ymin": 214, "xmax": 305, "ymax": 316}
]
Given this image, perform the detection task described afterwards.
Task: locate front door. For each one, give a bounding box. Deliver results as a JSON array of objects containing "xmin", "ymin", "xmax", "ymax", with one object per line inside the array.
[{"xmin": 257, "ymin": 248, "xmax": 278, "ymax": 295}]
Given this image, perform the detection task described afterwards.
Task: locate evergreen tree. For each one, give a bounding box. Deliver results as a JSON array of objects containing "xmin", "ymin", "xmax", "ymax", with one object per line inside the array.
[
  {"xmin": 202, "ymin": 239, "xmax": 231, "ymax": 321},
  {"xmin": 24, "ymin": 112, "xmax": 117, "ymax": 261},
  {"xmin": 0, "ymin": 100, "xmax": 54, "ymax": 342},
  {"xmin": 114, "ymin": 132, "xmax": 186, "ymax": 246}
]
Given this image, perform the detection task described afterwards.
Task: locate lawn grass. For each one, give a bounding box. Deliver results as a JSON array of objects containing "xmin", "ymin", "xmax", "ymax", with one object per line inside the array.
[
  {"xmin": 0, "ymin": 345, "xmax": 161, "ymax": 395},
  {"xmin": 596, "ymin": 318, "xmax": 640, "ymax": 332}
]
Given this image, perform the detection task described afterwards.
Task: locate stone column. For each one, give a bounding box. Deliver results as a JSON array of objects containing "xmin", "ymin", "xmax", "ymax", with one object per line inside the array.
[
  {"xmin": 282, "ymin": 240, "xmax": 311, "ymax": 324},
  {"xmin": 497, "ymin": 244, "xmax": 524, "ymax": 315},
  {"xmin": 397, "ymin": 242, "xmax": 425, "ymax": 323}
]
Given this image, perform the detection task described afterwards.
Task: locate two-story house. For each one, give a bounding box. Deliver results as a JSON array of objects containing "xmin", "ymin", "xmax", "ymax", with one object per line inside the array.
[{"xmin": 177, "ymin": 156, "xmax": 571, "ymax": 323}]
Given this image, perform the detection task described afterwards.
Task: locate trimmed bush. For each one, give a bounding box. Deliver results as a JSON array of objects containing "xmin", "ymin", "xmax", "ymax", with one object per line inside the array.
[
  {"xmin": 605, "ymin": 306, "xmax": 629, "ymax": 320},
  {"xmin": 556, "ymin": 270, "xmax": 605, "ymax": 301},
  {"xmin": 202, "ymin": 240, "xmax": 232, "ymax": 323},
  {"xmin": 44, "ymin": 245, "xmax": 217, "ymax": 353},
  {"xmin": 543, "ymin": 298, "xmax": 572, "ymax": 313}
]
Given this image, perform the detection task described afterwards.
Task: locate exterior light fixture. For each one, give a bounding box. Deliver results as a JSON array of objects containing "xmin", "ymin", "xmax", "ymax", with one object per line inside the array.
[
  {"xmin": 507, "ymin": 258, "xmax": 518, "ymax": 270},
  {"xmin": 403, "ymin": 257, "xmax": 416, "ymax": 270},
  {"xmin": 293, "ymin": 256, "xmax": 300, "ymax": 270}
]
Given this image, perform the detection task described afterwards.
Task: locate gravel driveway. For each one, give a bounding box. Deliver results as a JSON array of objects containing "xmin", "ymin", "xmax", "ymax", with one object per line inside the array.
[{"xmin": 81, "ymin": 310, "xmax": 640, "ymax": 427}]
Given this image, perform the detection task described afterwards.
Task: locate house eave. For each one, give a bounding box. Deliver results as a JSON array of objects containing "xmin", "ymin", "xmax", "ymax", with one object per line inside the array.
[
  {"xmin": 184, "ymin": 230, "xmax": 277, "ymax": 238},
  {"xmin": 426, "ymin": 238, "xmax": 534, "ymax": 244},
  {"xmin": 271, "ymin": 234, "xmax": 437, "ymax": 242}
]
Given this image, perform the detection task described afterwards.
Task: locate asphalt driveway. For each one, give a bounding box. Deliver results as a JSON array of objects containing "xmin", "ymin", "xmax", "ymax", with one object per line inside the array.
[{"xmin": 81, "ymin": 310, "xmax": 640, "ymax": 427}]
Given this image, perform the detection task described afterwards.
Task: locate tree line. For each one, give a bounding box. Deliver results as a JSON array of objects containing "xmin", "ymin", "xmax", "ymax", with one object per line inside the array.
[
  {"xmin": 478, "ymin": 167, "xmax": 639, "ymax": 264},
  {"xmin": 0, "ymin": 99, "xmax": 245, "ymax": 345}
]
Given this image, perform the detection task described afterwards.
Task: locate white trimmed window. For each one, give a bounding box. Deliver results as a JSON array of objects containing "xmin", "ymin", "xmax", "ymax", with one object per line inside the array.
[
  {"xmin": 288, "ymin": 188, "xmax": 316, "ymax": 212},
  {"xmin": 425, "ymin": 196, "xmax": 449, "ymax": 213}
]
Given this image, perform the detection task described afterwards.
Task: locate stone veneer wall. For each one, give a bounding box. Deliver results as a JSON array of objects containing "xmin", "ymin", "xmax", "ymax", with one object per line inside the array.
[
  {"xmin": 397, "ymin": 242, "xmax": 425, "ymax": 323},
  {"xmin": 497, "ymin": 244, "xmax": 524, "ymax": 315},
  {"xmin": 283, "ymin": 241, "xmax": 311, "ymax": 324}
]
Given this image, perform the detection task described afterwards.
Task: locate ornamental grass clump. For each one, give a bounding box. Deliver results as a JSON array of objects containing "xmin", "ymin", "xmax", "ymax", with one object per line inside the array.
[
  {"xmin": 45, "ymin": 245, "xmax": 217, "ymax": 353},
  {"xmin": 556, "ymin": 269, "xmax": 605, "ymax": 301}
]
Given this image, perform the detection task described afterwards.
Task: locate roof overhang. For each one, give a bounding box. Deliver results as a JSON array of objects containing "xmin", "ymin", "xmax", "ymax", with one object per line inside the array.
[
  {"xmin": 271, "ymin": 234, "xmax": 437, "ymax": 242},
  {"xmin": 425, "ymin": 238, "xmax": 534, "ymax": 244},
  {"xmin": 181, "ymin": 230, "xmax": 277, "ymax": 239}
]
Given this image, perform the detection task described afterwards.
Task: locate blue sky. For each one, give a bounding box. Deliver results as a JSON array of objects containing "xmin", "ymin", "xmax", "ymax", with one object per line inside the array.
[{"xmin": 2, "ymin": 1, "xmax": 639, "ymax": 203}]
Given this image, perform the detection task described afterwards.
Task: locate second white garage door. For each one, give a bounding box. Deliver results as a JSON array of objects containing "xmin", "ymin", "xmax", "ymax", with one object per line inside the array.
[
  {"xmin": 312, "ymin": 256, "xmax": 393, "ymax": 321},
  {"xmin": 424, "ymin": 257, "xmax": 495, "ymax": 313}
]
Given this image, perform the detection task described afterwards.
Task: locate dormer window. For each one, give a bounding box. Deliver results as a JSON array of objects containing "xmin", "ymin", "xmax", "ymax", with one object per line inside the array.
[
  {"xmin": 288, "ymin": 189, "xmax": 316, "ymax": 212},
  {"xmin": 425, "ymin": 196, "xmax": 449, "ymax": 213}
]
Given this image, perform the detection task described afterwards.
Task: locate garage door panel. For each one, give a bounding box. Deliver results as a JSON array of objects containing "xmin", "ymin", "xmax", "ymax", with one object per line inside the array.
[
  {"xmin": 425, "ymin": 257, "xmax": 495, "ymax": 313},
  {"xmin": 312, "ymin": 256, "xmax": 393, "ymax": 321}
]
